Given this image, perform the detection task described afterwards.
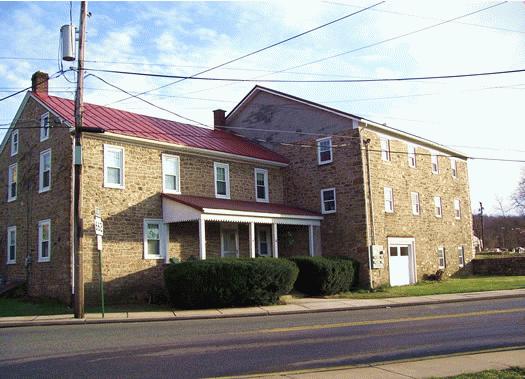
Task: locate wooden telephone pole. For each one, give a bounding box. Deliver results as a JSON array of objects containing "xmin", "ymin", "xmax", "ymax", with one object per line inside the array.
[{"xmin": 73, "ymin": 1, "xmax": 87, "ymax": 319}]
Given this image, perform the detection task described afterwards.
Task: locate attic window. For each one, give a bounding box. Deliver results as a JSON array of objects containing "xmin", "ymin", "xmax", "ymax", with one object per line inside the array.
[
  {"xmin": 317, "ymin": 137, "xmax": 333, "ymax": 165},
  {"xmin": 40, "ymin": 113, "xmax": 50, "ymax": 142}
]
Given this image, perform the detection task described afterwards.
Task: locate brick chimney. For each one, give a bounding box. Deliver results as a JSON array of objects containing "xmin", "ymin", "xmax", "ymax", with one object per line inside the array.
[
  {"xmin": 213, "ymin": 109, "xmax": 226, "ymax": 128},
  {"xmin": 31, "ymin": 71, "xmax": 49, "ymax": 95}
]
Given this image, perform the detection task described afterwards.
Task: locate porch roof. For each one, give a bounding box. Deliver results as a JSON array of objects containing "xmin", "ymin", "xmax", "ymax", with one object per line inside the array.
[{"xmin": 162, "ymin": 194, "xmax": 322, "ymax": 226}]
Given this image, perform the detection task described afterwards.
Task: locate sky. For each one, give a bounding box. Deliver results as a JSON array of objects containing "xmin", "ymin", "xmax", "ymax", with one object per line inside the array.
[{"xmin": 0, "ymin": 1, "xmax": 524, "ymax": 215}]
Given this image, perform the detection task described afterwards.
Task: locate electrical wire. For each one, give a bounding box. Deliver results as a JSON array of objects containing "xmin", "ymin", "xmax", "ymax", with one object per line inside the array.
[{"xmin": 0, "ymin": 70, "xmax": 66, "ymax": 102}]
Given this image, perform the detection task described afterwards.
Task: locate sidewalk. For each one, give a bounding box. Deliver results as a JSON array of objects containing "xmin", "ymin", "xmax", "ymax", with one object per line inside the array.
[
  {"xmin": 1, "ymin": 288, "xmax": 524, "ymax": 328},
  {"xmin": 251, "ymin": 348, "xmax": 525, "ymax": 378}
]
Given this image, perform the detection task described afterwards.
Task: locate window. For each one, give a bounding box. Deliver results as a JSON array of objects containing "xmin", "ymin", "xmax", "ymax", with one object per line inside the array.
[
  {"xmin": 143, "ymin": 219, "xmax": 168, "ymax": 260},
  {"xmin": 317, "ymin": 137, "xmax": 333, "ymax": 165},
  {"xmin": 411, "ymin": 192, "xmax": 420, "ymax": 215},
  {"xmin": 384, "ymin": 187, "xmax": 394, "ymax": 213},
  {"xmin": 7, "ymin": 226, "xmax": 16, "ymax": 264},
  {"xmin": 103, "ymin": 145, "xmax": 124, "ymax": 189},
  {"xmin": 321, "ymin": 188, "xmax": 336, "ymax": 214},
  {"xmin": 451, "ymin": 158, "xmax": 457, "ymax": 178},
  {"xmin": 407, "ymin": 145, "xmax": 416, "ymax": 168},
  {"xmin": 254, "ymin": 168, "xmax": 269, "ymax": 202},
  {"xmin": 39, "ymin": 149, "xmax": 52, "ymax": 193},
  {"xmin": 40, "ymin": 112, "xmax": 50, "ymax": 141},
  {"xmin": 431, "ymin": 152, "xmax": 439, "ymax": 174},
  {"xmin": 162, "ymin": 154, "xmax": 180, "ymax": 194},
  {"xmin": 10, "ymin": 129, "xmax": 19, "ymax": 156},
  {"xmin": 380, "ymin": 137, "xmax": 391, "ymax": 161},
  {"xmin": 214, "ymin": 162, "xmax": 230, "ymax": 199},
  {"xmin": 38, "ymin": 219, "xmax": 51, "ymax": 262},
  {"xmin": 454, "ymin": 199, "xmax": 461, "ymax": 219},
  {"xmin": 438, "ymin": 246, "xmax": 446, "ymax": 269},
  {"xmin": 458, "ymin": 246, "xmax": 465, "ymax": 268},
  {"xmin": 7, "ymin": 163, "xmax": 17, "ymax": 202},
  {"xmin": 434, "ymin": 196, "xmax": 442, "ymax": 217}
]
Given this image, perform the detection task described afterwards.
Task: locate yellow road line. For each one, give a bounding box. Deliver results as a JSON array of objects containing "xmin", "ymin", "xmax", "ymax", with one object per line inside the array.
[{"xmin": 256, "ymin": 307, "xmax": 525, "ymax": 333}]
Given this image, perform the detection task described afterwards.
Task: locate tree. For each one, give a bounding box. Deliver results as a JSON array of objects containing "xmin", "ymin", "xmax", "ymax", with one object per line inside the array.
[{"xmin": 514, "ymin": 168, "xmax": 525, "ymax": 215}]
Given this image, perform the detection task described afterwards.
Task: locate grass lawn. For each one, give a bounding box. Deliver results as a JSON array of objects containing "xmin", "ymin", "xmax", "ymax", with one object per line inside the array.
[
  {"xmin": 336, "ymin": 276, "xmax": 525, "ymax": 299},
  {"xmin": 438, "ymin": 367, "xmax": 525, "ymax": 378}
]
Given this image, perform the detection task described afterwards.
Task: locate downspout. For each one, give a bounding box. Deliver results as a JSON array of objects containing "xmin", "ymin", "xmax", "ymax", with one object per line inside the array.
[{"xmin": 361, "ymin": 125, "xmax": 375, "ymax": 290}]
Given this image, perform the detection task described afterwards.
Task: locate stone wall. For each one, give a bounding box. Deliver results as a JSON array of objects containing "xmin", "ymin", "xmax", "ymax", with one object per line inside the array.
[
  {"xmin": 472, "ymin": 256, "xmax": 525, "ymax": 276},
  {"xmin": 0, "ymin": 96, "xmax": 73, "ymax": 303}
]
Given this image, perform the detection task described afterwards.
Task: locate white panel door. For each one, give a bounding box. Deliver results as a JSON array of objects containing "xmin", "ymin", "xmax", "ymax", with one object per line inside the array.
[
  {"xmin": 389, "ymin": 245, "xmax": 411, "ymax": 286},
  {"xmin": 221, "ymin": 224, "xmax": 239, "ymax": 258}
]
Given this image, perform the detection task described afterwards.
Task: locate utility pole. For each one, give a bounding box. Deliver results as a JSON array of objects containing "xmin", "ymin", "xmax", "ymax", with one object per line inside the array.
[
  {"xmin": 479, "ymin": 201, "xmax": 485, "ymax": 251},
  {"xmin": 73, "ymin": 1, "xmax": 87, "ymax": 319}
]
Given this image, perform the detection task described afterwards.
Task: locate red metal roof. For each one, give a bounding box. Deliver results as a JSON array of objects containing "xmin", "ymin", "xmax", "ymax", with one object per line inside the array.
[
  {"xmin": 32, "ymin": 92, "xmax": 288, "ymax": 164},
  {"xmin": 162, "ymin": 194, "xmax": 322, "ymax": 218}
]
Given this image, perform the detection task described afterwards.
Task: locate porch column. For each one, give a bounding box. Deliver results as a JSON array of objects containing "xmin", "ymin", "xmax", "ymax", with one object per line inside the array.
[
  {"xmin": 249, "ymin": 222, "xmax": 255, "ymax": 258},
  {"xmin": 198, "ymin": 217, "xmax": 206, "ymax": 260},
  {"xmin": 272, "ymin": 223, "xmax": 279, "ymax": 258},
  {"xmin": 308, "ymin": 225, "xmax": 315, "ymax": 257}
]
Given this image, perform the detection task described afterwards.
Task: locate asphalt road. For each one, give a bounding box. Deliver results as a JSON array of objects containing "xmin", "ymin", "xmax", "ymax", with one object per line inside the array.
[{"xmin": 1, "ymin": 297, "xmax": 524, "ymax": 378}]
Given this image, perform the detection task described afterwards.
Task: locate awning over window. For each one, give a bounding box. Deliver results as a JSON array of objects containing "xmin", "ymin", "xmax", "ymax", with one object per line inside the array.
[{"xmin": 162, "ymin": 194, "xmax": 322, "ymax": 226}]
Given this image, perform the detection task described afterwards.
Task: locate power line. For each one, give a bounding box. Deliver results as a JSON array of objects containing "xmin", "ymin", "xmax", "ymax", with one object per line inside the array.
[
  {"xmin": 0, "ymin": 70, "xmax": 66, "ymax": 102},
  {"xmin": 103, "ymin": 1, "xmax": 385, "ymax": 107},
  {"xmin": 82, "ymin": 67, "xmax": 525, "ymax": 83}
]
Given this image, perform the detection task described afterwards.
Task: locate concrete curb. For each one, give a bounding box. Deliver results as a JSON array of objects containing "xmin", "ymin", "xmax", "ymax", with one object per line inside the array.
[{"xmin": 1, "ymin": 290, "xmax": 524, "ymax": 328}]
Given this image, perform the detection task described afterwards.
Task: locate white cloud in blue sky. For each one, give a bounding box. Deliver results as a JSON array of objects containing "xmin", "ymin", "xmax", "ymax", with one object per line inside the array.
[{"xmin": 0, "ymin": 1, "xmax": 524, "ymax": 214}]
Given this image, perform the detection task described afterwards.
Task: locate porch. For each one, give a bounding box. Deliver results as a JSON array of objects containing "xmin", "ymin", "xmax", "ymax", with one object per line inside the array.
[{"xmin": 162, "ymin": 194, "xmax": 323, "ymax": 260}]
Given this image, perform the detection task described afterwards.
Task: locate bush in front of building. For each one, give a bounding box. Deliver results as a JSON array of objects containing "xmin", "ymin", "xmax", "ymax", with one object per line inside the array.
[
  {"xmin": 288, "ymin": 256, "xmax": 357, "ymax": 295},
  {"xmin": 163, "ymin": 258, "xmax": 299, "ymax": 309}
]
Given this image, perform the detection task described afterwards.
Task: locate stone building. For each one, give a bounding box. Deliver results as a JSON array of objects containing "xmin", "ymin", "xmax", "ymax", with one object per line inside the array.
[
  {"xmin": 1, "ymin": 74, "xmax": 474, "ymax": 303},
  {"xmin": 224, "ymin": 86, "xmax": 474, "ymax": 288}
]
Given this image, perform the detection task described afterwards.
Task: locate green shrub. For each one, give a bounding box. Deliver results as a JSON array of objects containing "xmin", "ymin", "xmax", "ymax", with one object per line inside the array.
[
  {"xmin": 163, "ymin": 258, "xmax": 298, "ymax": 309},
  {"xmin": 288, "ymin": 256, "xmax": 357, "ymax": 295}
]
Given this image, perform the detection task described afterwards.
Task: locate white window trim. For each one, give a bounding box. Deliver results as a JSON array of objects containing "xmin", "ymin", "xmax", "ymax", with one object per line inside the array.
[
  {"xmin": 317, "ymin": 137, "xmax": 333, "ymax": 165},
  {"xmin": 10, "ymin": 129, "xmax": 19, "ymax": 157},
  {"xmin": 411, "ymin": 191, "xmax": 420, "ymax": 216},
  {"xmin": 38, "ymin": 219, "xmax": 51, "ymax": 263},
  {"xmin": 451, "ymin": 158, "xmax": 458, "ymax": 178},
  {"xmin": 407, "ymin": 144, "xmax": 416, "ymax": 168},
  {"xmin": 103, "ymin": 144, "xmax": 125, "ymax": 189},
  {"xmin": 39, "ymin": 148, "xmax": 52, "ymax": 193},
  {"xmin": 384, "ymin": 187, "xmax": 394, "ymax": 213},
  {"xmin": 7, "ymin": 226, "xmax": 16, "ymax": 264},
  {"xmin": 431, "ymin": 152, "xmax": 439, "ymax": 174},
  {"xmin": 434, "ymin": 196, "xmax": 442, "ymax": 218},
  {"xmin": 257, "ymin": 225, "xmax": 272, "ymax": 257},
  {"xmin": 438, "ymin": 246, "xmax": 446, "ymax": 269},
  {"xmin": 143, "ymin": 219, "xmax": 168, "ymax": 260},
  {"xmin": 380, "ymin": 137, "xmax": 391, "ymax": 162},
  {"xmin": 214, "ymin": 162, "xmax": 230, "ymax": 199},
  {"xmin": 162, "ymin": 154, "xmax": 181, "ymax": 194},
  {"xmin": 320, "ymin": 188, "xmax": 336, "ymax": 214},
  {"xmin": 458, "ymin": 246, "xmax": 465, "ymax": 268},
  {"xmin": 40, "ymin": 112, "xmax": 50, "ymax": 142},
  {"xmin": 254, "ymin": 168, "xmax": 269, "ymax": 203},
  {"xmin": 454, "ymin": 199, "xmax": 461, "ymax": 219},
  {"xmin": 220, "ymin": 223, "xmax": 240, "ymax": 258},
  {"xmin": 7, "ymin": 163, "xmax": 17, "ymax": 202}
]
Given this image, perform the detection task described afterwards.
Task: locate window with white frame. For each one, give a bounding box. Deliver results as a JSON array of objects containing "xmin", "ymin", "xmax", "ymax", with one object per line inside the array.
[
  {"xmin": 431, "ymin": 152, "xmax": 439, "ymax": 174},
  {"xmin": 458, "ymin": 246, "xmax": 465, "ymax": 268},
  {"xmin": 438, "ymin": 246, "xmax": 446, "ymax": 269},
  {"xmin": 454, "ymin": 199, "xmax": 461, "ymax": 219},
  {"xmin": 254, "ymin": 168, "xmax": 269, "ymax": 202},
  {"xmin": 384, "ymin": 187, "xmax": 394, "ymax": 213},
  {"xmin": 38, "ymin": 219, "xmax": 51, "ymax": 262},
  {"xmin": 143, "ymin": 219, "xmax": 167, "ymax": 260},
  {"xmin": 103, "ymin": 144, "xmax": 124, "ymax": 189},
  {"xmin": 407, "ymin": 145, "xmax": 416, "ymax": 168},
  {"xmin": 7, "ymin": 163, "xmax": 17, "ymax": 202},
  {"xmin": 411, "ymin": 192, "xmax": 420, "ymax": 215},
  {"xmin": 10, "ymin": 129, "xmax": 19, "ymax": 156},
  {"xmin": 451, "ymin": 158, "xmax": 457, "ymax": 178},
  {"xmin": 434, "ymin": 196, "xmax": 442, "ymax": 217},
  {"xmin": 214, "ymin": 162, "xmax": 230, "ymax": 199},
  {"xmin": 162, "ymin": 154, "xmax": 180, "ymax": 194},
  {"xmin": 321, "ymin": 188, "xmax": 336, "ymax": 214},
  {"xmin": 317, "ymin": 137, "xmax": 333, "ymax": 165},
  {"xmin": 380, "ymin": 137, "xmax": 391, "ymax": 161},
  {"xmin": 7, "ymin": 226, "xmax": 16, "ymax": 264},
  {"xmin": 39, "ymin": 149, "xmax": 51, "ymax": 193},
  {"xmin": 40, "ymin": 112, "xmax": 50, "ymax": 141}
]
